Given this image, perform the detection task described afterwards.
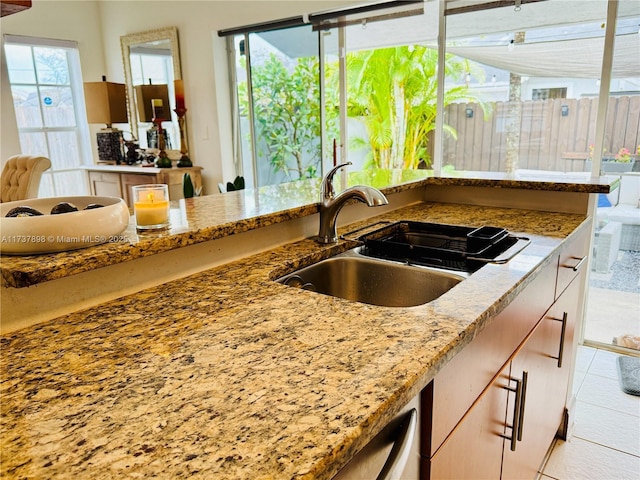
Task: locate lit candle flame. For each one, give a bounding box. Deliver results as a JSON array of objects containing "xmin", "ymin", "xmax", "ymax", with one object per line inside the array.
[{"xmin": 146, "ymin": 192, "xmax": 155, "ymax": 203}]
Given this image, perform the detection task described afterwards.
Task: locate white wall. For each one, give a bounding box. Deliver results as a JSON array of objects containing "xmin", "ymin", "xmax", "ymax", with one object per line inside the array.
[{"xmin": 1, "ymin": 0, "xmax": 359, "ymax": 196}]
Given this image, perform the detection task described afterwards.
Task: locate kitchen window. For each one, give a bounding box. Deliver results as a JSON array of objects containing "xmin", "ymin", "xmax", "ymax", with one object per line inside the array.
[{"xmin": 3, "ymin": 34, "xmax": 91, "ymax": 196}]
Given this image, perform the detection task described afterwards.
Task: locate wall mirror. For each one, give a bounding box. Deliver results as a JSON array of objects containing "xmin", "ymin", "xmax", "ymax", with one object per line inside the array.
[{"xmin": 120, "ymin": 26, "xmax": 182, "ymax": 152}]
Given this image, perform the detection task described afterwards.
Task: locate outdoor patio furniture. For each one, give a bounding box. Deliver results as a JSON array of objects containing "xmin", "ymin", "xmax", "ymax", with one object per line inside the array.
[
  {"xmin": 597, "ymin": 174, "xmax": 640, "ymax": 252},
  {"xmin": 592, "ymin": 221, "xmax": 622, "ymax": 273},
  {"xmin": 606, "ymin": 204, "xmax": 640, "ymax": 251}
]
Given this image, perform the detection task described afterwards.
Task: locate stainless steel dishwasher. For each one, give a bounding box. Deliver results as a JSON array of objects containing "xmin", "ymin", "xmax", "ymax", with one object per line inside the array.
[{"xmin": 332, "ymin": 394, "xmax": 421, "ymax": 480}]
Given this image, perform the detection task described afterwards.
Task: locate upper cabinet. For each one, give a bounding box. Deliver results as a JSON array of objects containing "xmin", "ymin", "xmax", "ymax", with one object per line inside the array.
[{"xmin": 1, "ymin": 0, "xmax": 31, "ymax": 17}]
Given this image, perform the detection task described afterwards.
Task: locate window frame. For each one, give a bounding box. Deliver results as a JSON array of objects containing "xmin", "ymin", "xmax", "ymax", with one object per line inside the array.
[{"xmin": 3, "ymin": 34, "xmax": 92, "ymax": 196}]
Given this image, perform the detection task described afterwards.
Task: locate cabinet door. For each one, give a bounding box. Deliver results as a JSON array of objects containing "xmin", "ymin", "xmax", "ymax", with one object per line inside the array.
[
  {"xmin": 501, "ymin": 274, "xmax": 581, "ymax": 480},
  {"xmin": 88, "ymin": 171, "xmax": 122, "ymax": 199},
  {"xmin": 121, "ymin": 173, "xmax": 158, "ymax": 207},
  {"xmin": 427, "ymin": 367, "xmax": 509, "ymax": 480},
  {"xmin": 157, "ymin": 167, "xmax": 203, "ymax": 200}
]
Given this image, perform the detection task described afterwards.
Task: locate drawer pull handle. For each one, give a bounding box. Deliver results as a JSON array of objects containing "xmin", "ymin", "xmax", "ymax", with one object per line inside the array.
[
  {"xmin": 561, "ymin": 255, "xmax": 586, "ymax": 272},
  {"xmin": 550, "ymin": 312, "xmax": 568, "ymax": 368},
  {"xmin": 501, "ymin": 376, "xmax": 523, "ymax": 452},
  {"xmin": 516, "ymin": 371, "xmax": 528, "ymax": 442}
]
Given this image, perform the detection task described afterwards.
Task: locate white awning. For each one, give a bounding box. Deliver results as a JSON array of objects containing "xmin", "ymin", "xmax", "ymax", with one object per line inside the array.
[{"xmin": 446, "ymin": 33, "xmax": 640, "ymax": 78}]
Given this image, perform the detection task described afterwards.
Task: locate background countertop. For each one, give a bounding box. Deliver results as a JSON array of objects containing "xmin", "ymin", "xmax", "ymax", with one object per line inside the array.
[{"xmin": 1, "ymin": 171, "xmax": 613, "ymax": 288}]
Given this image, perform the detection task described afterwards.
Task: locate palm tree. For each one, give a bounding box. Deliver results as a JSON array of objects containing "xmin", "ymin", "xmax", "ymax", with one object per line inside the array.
[{"xmin": 346, "ymin": 45, "xmax": 486, "ymax": 169}]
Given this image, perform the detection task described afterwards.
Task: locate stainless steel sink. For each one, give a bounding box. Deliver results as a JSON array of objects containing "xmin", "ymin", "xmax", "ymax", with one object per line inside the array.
[{"xmin": 276, "ymin": 248, "xmax": 464, "ymax": 307}]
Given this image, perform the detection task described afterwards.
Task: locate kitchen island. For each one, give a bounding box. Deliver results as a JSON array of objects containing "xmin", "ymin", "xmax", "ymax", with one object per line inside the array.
[{"xmin": 1, "ymin": 171, "xmax": 614, "ymax": 479}]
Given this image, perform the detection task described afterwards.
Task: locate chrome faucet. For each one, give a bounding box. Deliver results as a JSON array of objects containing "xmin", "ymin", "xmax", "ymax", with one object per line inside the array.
[{"xmin": 317, "ymin": 162, "xmax": 389, "ymax": 244}]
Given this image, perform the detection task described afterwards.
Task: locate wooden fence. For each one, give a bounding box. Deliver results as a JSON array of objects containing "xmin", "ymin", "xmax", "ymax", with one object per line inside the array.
[{"xmin": 442, "ymin": 96, "xmax": 640, "ymax": 172}]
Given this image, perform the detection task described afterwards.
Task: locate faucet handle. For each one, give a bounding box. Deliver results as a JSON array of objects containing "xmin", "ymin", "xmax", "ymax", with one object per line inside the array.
[{"xmin": 322, "ymin": 162, "xmax": 351, "ymax": 200}]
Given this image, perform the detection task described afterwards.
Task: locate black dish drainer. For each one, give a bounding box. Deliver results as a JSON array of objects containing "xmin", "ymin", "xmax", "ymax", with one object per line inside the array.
[{"xmin": 351, "ymin": 221, "xmax": 529, "ymax": 273}]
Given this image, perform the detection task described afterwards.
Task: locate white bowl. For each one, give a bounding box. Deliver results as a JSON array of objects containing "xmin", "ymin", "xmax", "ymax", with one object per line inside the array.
[{"xmin": 1, "ymin": 196, "xmax": 130, "ymax": 255}]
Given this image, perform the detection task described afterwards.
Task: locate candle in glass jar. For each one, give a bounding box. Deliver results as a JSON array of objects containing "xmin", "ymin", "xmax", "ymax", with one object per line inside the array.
[
  {"xmin": 133, "ymin": 184, "xmax": 170, "ymax": 230},
  {"xmin": 174, "ymin": 79, "xmax": 185, "ymax": 110}
]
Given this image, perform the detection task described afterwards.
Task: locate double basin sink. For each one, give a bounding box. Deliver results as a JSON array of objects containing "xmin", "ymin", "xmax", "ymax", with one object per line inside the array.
[{"xmin": 275, "ymin": 221, "xmax": 530, "ymax": 308}]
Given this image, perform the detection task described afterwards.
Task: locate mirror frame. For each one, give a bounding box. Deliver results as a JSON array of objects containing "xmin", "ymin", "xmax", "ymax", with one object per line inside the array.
[{"xmin": 120, "ymin": 26, "xmax": 182, "ymax": 142}]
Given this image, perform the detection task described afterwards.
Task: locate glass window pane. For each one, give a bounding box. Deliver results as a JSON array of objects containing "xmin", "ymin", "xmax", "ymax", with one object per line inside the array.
[
  {"xmin": 583, "ymin": 5, "xmax": 640, "ymax": 349},
  {"xmin": 34, "ymin": 47, "xmax": 69, "ymax": 85},
  {"xmin": 41, "ymin": 86, "xmax": 76, "ymax": 127},
  {"xmin": 232, "ymin": 4, "xmax": 439, "ymax": 186},
  {"xmin": 51, "ymin": 170, "xmax": 87, "ymax": 196},
  {"xmin": 234, "ymin": 35, "xmax": 254, "ymax": 188},
  {"xmin": 38, "ymin": 173, "xmax": 54, "ymax": 198},
  {"xmin": 48, "ymin": 131, "xmax": 80, "ymax": 169},
  {"xmin": 344, "ymin": 6, "xmax": 438, "ymax": 171},
  {"xmin": 5, "ymin": 44, "xmax": 36, "ymax": 83},
  {"xmin": 6, "ymin": 37, "xmax": 90, "ymax": 197},
  {"xmin": 18, "ymin": 132, "xmax": 47, "ymax": 156},
  {"xmin": 321, "ymin": 30, "xmax": 339, "ymax": 176},
  {"xmin": 443, "ymin": 1, "xmax": 608, "ymax": 174},
  {"xmin": 12, "ymin": 85, "xmax": 43, "ymax": 128},
  {"xmin": 600, "ymin": 13, "xmax": 640, "ymax": 175},
  {"xmin": 248, "ymin": 26, "xmax": 321, "ymax": 187}
]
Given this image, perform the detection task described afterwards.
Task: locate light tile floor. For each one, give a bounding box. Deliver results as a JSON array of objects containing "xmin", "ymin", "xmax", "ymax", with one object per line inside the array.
[
  {"xmin": 584, "ymin": 287, "xmax": 640, "ymax": 348},
  {"xmin": 540, "ymin": 346, "xmax": 640, "ymax": 480},
  {"xmin": 584, "ymin": 248, "xmax": 640, "ymax": 349}
]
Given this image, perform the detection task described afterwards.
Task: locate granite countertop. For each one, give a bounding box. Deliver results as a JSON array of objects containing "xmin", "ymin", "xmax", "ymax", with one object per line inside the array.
[
  {"xmin": 0, "ymin": 171, "xmax": 614, "ymax": 288},
  {"xmin": 1, "ymin": 201, "xmax": 590, "ymax": 479}
]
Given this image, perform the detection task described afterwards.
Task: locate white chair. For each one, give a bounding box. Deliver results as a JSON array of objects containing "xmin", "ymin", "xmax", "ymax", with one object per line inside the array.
[{"xmin": 0, "ymin": 155, "xmax": 51, "ymax": 202}]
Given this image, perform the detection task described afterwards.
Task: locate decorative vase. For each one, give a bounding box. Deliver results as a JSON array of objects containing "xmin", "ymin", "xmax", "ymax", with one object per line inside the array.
[{"xmin": 183, "ymin": 173, "xmax": 194, "ymax": 198}]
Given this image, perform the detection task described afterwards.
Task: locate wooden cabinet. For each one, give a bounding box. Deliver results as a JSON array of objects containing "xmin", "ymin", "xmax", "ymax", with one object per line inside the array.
[
  {"xmin": 120, "ymin": 173, "xmax": 157, "ymax": 207},
  {"xmin": 88, "ymin": 170, "xmax": 122, "ymax": 199},
  {"xmin": 423, "ymin": 224, "xmax": 590, "ymax": 480},
  {"xmin": 555, "ymin": 225, "xmax": 590, "ymax": 299},
  {"xmin": 86, "ymin": 165, "xmax": 203, "ymax": 207},
  {"xmin": 502, "ymin": 273, "xmax": 582, "ymax": 479}
]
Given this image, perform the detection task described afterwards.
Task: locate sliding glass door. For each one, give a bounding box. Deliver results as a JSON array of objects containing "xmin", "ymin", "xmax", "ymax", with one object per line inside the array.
[
  {"xmin": 584, "ymin": 4, "xmax": 640, "ymax": 352},
  {"xmin": 226, "ymin": 2, "xmax": 433, "ymax": 189},
  {"xmin": 232, "ymin": 25, "xmax": 323, "ymax": 189},
  {"xmin": 442, "ymin": 0, "xmax": 613, "ymax": 174}
]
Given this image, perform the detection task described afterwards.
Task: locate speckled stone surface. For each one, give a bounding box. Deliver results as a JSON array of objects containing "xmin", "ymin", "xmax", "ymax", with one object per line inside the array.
[
  {"xmin": 1, "ymin": 201, "xmax": 591, "ymax": 479},
  {"xmin": 0, "ymin": 183, "xmax": 319, "ymax": 288},
  {"xmin": 0, "ymin": 172, "xmax": 614, "ymax": 289}
]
